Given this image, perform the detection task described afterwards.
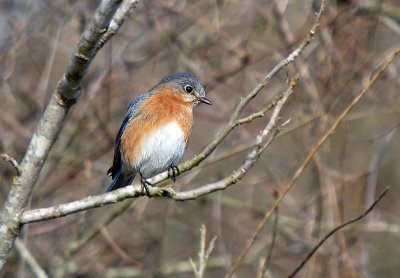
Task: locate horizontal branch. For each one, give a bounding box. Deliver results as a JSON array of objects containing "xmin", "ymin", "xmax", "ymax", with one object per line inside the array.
[
  {"xmin": 0, "ymin": 0, "xmax": 136, "ymax": 270},
  {"xmin": 20, "ymin": 76, "xmax": 298, "ymax": 224},
  {"xmin": 145, "ymin": 0, "xmax": 324, "ymax": 186}
]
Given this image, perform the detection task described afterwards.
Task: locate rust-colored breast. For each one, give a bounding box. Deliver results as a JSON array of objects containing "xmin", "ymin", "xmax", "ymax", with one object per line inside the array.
[{"xmin": 120, "ymin": 85, "xmax": 194, "ymax": 166}]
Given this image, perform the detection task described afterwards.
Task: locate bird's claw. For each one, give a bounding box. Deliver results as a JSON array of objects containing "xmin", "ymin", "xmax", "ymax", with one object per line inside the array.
[
  {"xmin": 139, "ymin": 171, "xmax": 153, "ymax": 197},
  {"xmin": 167, "ymin": 165, "xmax": 180, "ymax": 183}
]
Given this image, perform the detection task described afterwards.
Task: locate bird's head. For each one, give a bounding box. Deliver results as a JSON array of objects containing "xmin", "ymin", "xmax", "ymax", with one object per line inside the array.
[{"xmin": 160, "ymin": 72, "xmax": 211, "ymax": 106}]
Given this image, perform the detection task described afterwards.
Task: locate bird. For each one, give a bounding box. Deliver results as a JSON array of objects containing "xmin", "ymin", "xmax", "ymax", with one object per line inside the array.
[{"xmin": 107, "ymin": 72, "xmax": 211, "ymax": 193}]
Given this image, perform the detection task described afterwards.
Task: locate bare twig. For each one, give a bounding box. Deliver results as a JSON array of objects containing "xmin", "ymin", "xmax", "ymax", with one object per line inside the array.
[
  {"xmin": 1, "ymin": 153, "xmax": 21, "ymax": 176},
  {"xmin": 190, "ymin": 224, "xmax": 217, "ymax": 278},
  {"xmin": 287, "ymin": 187, "xmax": 389, "ymax": 278},
  {"xmin": 14, "ymin": 0, "xmax": 315, "ymax": 229},
  {"xmin": 360, "ymin": 126, "xmax": 397, "ymax": 274},
  {"xmin": 14, "ymin": 238, "xmax": 49, "ymax": 278},
  {"xmin": 224, "ymin": 1, "xmax": 327, "ymax": 275},
  {"xmin": 20, "ymin": 76, "xmax": 298, "ymax": 224},
  {"xmin": 224, "ymin": 42, "xmax": 400, "ymax": 278},
  {"xmin": 101, "ymin": 227, "xmax": 142, "ymax": 265},
  {"xmin": 262, "ymin": 200, "xmax": 279, "ymax": 277},
  {"xmin": 142, "ymin": 0, "xmax": 326, "ymax": 187},
  {"xmin": 66, "ymin": 200, "xmax": 133, "ymax": 257},
  {"xmin": 98, "ymin": 0, "xmax": 140, "ymax": 49},
  {"xmin": 0, "ymin": 0, "xmax": 133, "ymax": 270},
  {"xmin": 359, "ymin": 0, "xmax": 400, "ymax": 22},
  {"xmin": 105, "ymin": 255, "xmax": 228, "ymax": 277}
]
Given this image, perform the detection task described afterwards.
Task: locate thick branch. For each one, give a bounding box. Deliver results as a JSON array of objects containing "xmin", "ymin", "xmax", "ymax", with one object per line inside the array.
[
  {"xmin": 0, "ymin": 0, "xmax": 130, "ymax": 270},
  {"xmin": 98, "ymin": 0, "xmax": 140, "ymax": 50}
]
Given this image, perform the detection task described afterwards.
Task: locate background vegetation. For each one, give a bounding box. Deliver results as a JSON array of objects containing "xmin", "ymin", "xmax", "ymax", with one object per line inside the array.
[{"xmin": 1, "ymin": 0, "xmax": 399, "ymax": 277}]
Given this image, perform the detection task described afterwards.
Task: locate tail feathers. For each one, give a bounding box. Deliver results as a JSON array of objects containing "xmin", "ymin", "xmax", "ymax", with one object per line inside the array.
[{"xmin": 106, "ymin": 172, "xmax": 135, "ymax": 192}]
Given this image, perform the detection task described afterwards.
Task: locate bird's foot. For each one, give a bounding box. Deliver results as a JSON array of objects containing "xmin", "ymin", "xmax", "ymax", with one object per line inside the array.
[
  {"xmin": 167, "ymin": 165, "xmax": 180, "ymax": 183},
  {"xmin": 139, "ymin": 171, "xmax": 153, "ymax": 197}
]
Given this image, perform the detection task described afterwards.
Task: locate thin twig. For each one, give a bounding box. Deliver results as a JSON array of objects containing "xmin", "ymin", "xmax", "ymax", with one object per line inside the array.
[
  {"xmin": 101, "ymin": 227, "xmax": 142, "ymax": 265},
  {"xmin": 143, "ymin": 0, "xmax": 327, "ymax": 187},
  {"xmin": 19, "ymin": 75, "xmax": 298, "ymax": 224},
  {"xmin": 65, "ymin": 200, "xmax": 133, "ymax": 257},
  {"xmin": 263, "ymin": 201, "xmax": 279, "ymax": 275},
  {"xmin": 224, "ymin": 1, "xmax": 327, "ymax": 275},
  {"xmin": 235, "ymin": 95, "xmax": 282, "ymax": 126},
  {"xmin": 1, "ymin": 153, "xmax": 21, "ymax": 176},
  {"xmin": 98, "ymin": 0, "xmax": 140, "ymax": 49},
  {"xmin": 0, "ymin": 0, "xmax": 129, "ymax": 269},
  {"xmin": 15, "ymin": 238, "xmax": 49, "ymax": 278},
  {"xmin": 190, "ymin": 224, "xmax": 217, "ymax": 278},
  {"xmin": 224, "ymin": 42, "xmax": 400, "ymax": 278},
  {"xmin": 287, "ymin": 187, "xmax": 389, "ymax": 278}
]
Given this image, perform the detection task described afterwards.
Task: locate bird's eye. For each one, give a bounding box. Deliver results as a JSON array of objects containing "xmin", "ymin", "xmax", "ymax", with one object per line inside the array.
[{"xmin": 184, "ymin": 85, "xmax": 193, "ymax": 94}]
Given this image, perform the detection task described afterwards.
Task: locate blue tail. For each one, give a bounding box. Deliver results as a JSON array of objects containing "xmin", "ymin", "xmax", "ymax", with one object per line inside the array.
[{"xmin": 106, "ymin": 170, "xmax": 135, "ymax": 192}]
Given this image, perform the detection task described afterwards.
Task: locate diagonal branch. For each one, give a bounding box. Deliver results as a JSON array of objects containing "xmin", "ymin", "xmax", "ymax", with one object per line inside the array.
[
  {"xmin": 145, "ymin": 0, "xmax": 327, "ymax": 187},
  {"xmin": 0, "ymin": 0, "xmax": 140, "ymax": 270},
  {"xmin": 287, "ymin": 187, "xmax": 389, "ymax": 278},
  {"xmin": 15, "ymin": 239, "xmax": 49, "ymax": 278},
  {"xmin": 20, "ymin": 76, "xmax": 298, "ymax": 224},
  {"xmin": 224, "ymin": 42, "xmax": 400, "ymax": 278},
  {"xmin": 98, "ymin": 0, "xmax": 140, "ymax": 50}
]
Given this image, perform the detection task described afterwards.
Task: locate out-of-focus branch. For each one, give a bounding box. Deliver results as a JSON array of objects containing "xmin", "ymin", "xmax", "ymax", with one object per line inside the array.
[
  {"xmin": 0, "ymin": 0, "xmax": 139, "ymax": 270},
  {"xmin": 100, "ymin": 227, "xmax": 142, "ymax": 265},
  {"xmin": 287, "ymin": 187, "xmax": 389, "ymax": 278},
  {"xmin": 189, "ymin": 224, "xmax": 217, "ymax": 278},
  {"xmin": 143, "ymin": 0, "xmax": 326, "ymax": 187},
  {"xmin": 225, "ymin": 42, "xmax": 400, "ymax": 278},
  {"xmin": 105, "ymin": 255, "xmax": 228, "ymax": 278},
  {"xmin": 257, "ymin": 196, "xmax": 279, "ymax": 278},
  {"xmin": 17, "ymin": 0, "xmax": 321, "ymax": 228},
  {"xmin": 224, "ymin": 1, "xmax": 327, "ymax": 275},
  {"xmin": 14, "ymin": 239, "xmax": 48, "ymax": 278},
  {"xmin": 20, "ymin": 76, "xmax": 298, "ymax": 224},
  {"xmin": 360, "ymin": 125, "xmax": 397, "ymax": 275},
  {"xmin": 359, "ymin": 0, "xmax": 400, "ymax": 22},
  {"xmin": 66, "ymin": 200, "xmax": 133, "ymax": 257}
]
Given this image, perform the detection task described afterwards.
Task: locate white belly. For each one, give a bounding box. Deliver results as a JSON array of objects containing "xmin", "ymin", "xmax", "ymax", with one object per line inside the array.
[{"xmin": 134, "ymin": 121, "xmax": 186, "ymax": 178}]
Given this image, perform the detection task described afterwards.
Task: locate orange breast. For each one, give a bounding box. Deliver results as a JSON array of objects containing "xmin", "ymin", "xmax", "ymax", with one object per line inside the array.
[{"xmin": 120, "ymin": 85, "xmax": 194, "ymax": 166}]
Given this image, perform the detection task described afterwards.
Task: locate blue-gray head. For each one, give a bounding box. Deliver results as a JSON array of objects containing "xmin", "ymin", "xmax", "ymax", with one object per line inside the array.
[{"xmin": 159, "ymin": 72, "xmax": 211, "ymax": 106}]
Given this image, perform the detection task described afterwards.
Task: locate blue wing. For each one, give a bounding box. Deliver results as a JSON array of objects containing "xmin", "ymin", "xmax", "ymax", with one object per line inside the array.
[{"xmin": 107, "ymin": 92, "xmax": 153, "ymax": 191}]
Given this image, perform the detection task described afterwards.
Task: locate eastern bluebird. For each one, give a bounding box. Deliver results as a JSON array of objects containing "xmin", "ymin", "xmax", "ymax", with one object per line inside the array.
[{"xmin": 107, "ymin": 72, "xmax": 211, "ymax": 193}]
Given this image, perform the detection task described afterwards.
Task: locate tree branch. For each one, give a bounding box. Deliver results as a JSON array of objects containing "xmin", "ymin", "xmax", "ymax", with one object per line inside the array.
[
  {"xmin": 287, "ymin": 187, "xmax": 389, "ymax": 278},
  {"xmin": 98, "ymin": 0, "xmax": 140, "ymax": 50},
  {"xmin": 20, "ymin": 76, "xmax": 298, "ymax": 224},
  {"xmin": 14, "ymin": 239, "xmax": 48, "ymax": 278},
  {"xmin": 190, "ymin": 224, "xmax": 217, "ymax": 278},
  {"xmin": 224, "ymin": 42, "xmax": 400, "ymax": 278},
  {"xmin": 0, "ymin": 0, "xmax": 136, "ymax": 270},
  {"xmin": 1, "ymin": 153, "xmax": 21, "ymax": 176},
  {"xmin": 143, "ymin": 0, "xmax": 326, "ymax": 187}
]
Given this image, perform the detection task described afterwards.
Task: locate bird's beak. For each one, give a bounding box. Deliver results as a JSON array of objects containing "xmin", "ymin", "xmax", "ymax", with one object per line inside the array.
[{"xmin": 199, "ymin": 97, "xmax": 212, "ymax": 105}]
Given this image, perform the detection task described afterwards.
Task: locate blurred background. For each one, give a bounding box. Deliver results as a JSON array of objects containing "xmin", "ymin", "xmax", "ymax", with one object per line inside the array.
[{"xmin": 1, "ymin": 0, "xmax": 400, "ymax": 277}]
